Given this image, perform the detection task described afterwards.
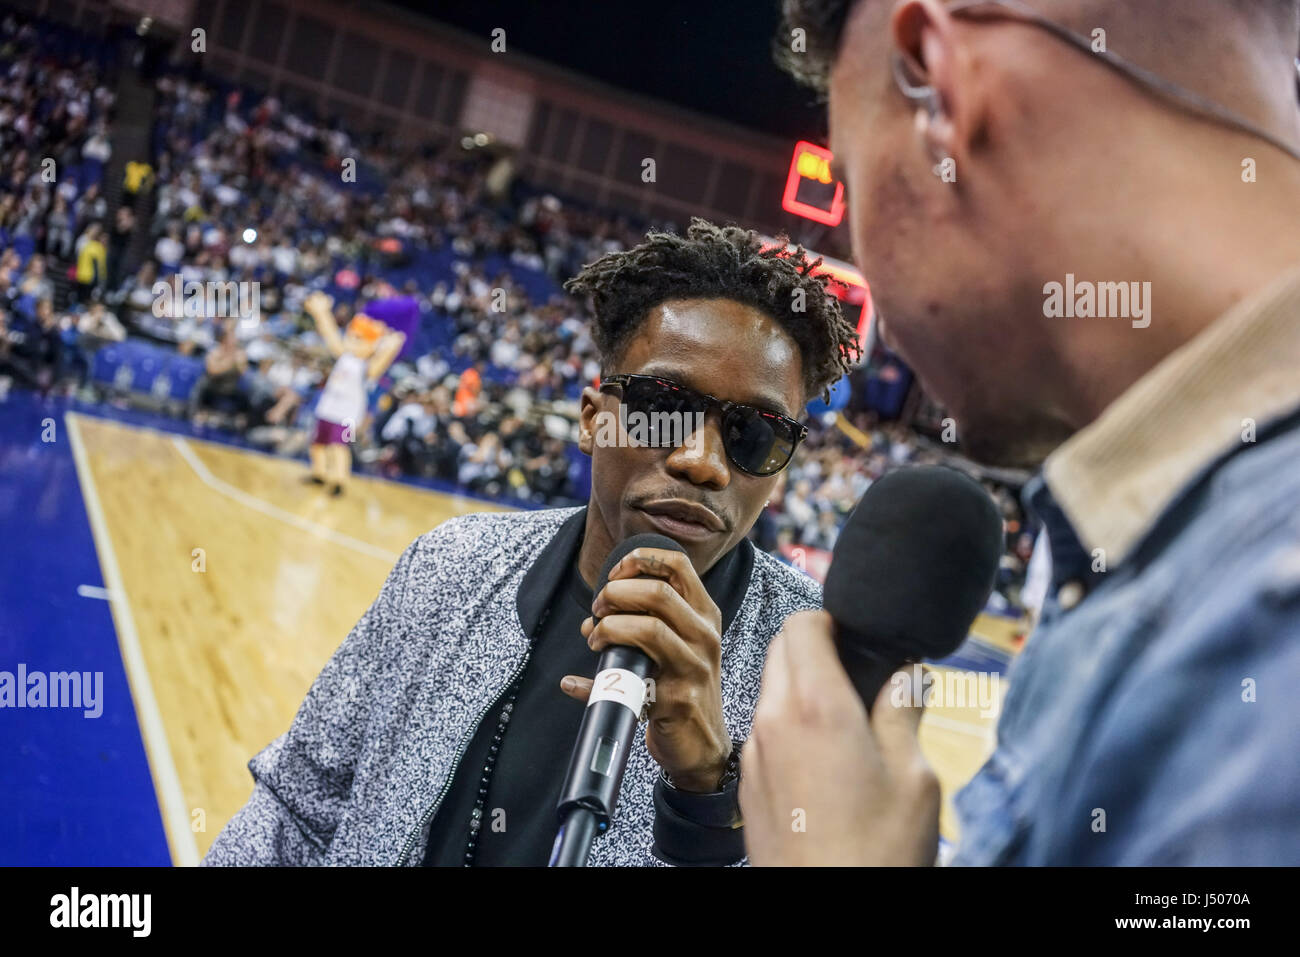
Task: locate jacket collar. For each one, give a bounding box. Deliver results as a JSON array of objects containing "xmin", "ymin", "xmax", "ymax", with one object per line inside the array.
[
  {"xmin": 516, "ymin": 506, "xmax": 589, "ymax": 639},
  {"xmin": 1043, "ymin": 265, "xmax": 1300, "ymax": 567}
]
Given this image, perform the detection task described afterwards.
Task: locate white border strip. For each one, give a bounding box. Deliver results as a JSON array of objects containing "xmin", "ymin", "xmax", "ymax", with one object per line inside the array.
[
  {"xmin": 923, "ymin": 713, "xmax": 995, "ymax": 740},
  {"xmin": 170, "ymin": 436, "xmax": 398, "ymax": 562},
  {"xmin": 66, "ymin": 412, "xmax": 199, "ymax": 867}
]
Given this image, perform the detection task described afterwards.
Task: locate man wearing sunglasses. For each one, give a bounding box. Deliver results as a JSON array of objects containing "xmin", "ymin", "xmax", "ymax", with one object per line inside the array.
[
  {"xmin": 741, "ymin": 0, "xmax": 1300, "ymax": 865},
  {"xmin": 206, "ymin": 219, "xmax": 861, "ymax": 866}
]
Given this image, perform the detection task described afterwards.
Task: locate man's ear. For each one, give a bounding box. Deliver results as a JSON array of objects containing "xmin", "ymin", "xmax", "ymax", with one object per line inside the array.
[
  {"xmin": 890, "ymin": 0, "xmax": 980, "ymax": 169},
  {"xmin": 578, "ymin": 385, "xmax": 602, "ymax": 456}
]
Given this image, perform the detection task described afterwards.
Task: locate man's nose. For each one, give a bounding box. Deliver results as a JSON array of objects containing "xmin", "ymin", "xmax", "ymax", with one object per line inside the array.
[{"xmin": 664, "ymin": 410, "xmax": 730, "ymax": 489}]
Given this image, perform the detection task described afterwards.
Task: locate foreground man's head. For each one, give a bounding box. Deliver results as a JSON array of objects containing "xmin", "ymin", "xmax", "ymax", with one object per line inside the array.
[{"xmin": 779, "ymin": 0, "xmax": 1300, "ymax": 467}]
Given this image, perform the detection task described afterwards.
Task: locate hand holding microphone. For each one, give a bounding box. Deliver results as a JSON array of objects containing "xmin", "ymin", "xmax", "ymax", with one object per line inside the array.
[
  {"xmin": 565, "ymin": 540, "xmax": 732, "ymax": 790},
  {"xmin": 741, "ymin": 466, "xmax": 1003, "ymax": 866},
  {"xmin": 552, "ymin": 533, "xmax": 732, "ymax": 865},
  {"xmin": 742, "ymin": 608, "xmax": 939, "ymax": 866}
]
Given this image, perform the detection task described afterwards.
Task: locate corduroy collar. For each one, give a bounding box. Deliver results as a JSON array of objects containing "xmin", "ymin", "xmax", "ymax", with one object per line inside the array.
[{"xmin": 1043, "ymin": 265, "xmax": 1300, "ymax": 566}]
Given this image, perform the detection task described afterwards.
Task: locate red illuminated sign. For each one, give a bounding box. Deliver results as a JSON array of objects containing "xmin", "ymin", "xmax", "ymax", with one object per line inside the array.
[
  {"xmin": 782, "ymin": 140, "xmax": 846, "ymax": 227},
  {"xmin": 759, "ymin": 235, "xmax": 872, "ymax": 358}
]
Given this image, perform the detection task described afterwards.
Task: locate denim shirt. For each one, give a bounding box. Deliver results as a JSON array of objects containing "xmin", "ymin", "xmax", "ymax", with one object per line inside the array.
[{"xmin": 951, "ymin": 408, "xmax": 1300, "ymax": 865}]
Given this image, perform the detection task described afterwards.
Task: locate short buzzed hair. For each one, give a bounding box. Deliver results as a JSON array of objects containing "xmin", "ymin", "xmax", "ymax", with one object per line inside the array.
[{"xmin": 775, "ymin": 0, "xmax": 1300, "ymax": 94}]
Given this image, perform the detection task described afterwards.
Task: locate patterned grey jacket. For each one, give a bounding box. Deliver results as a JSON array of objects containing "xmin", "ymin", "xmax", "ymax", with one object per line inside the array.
[{"xmin": 204, "ymin": 505, "xmax": 822, "ymax": 866}]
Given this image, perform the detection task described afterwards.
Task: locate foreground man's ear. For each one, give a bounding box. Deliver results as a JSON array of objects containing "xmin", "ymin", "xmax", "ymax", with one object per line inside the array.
[{"xmin": 890, "ymin": 0, "xmax": 985, "ymax": 175}]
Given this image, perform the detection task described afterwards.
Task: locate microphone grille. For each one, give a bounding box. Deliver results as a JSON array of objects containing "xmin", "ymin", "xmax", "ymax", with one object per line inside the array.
[{"xmin": 824, "ymin": 466, "xmax": 1004, "ymax": 661}]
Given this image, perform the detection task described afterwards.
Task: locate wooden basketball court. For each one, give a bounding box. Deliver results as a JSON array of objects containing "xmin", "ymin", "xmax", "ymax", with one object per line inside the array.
[{"xmin": 66, "ymin": 410, "xmax": 1009, "ymax": 864}]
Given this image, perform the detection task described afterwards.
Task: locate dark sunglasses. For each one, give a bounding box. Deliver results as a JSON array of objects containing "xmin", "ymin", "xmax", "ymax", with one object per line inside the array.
[{"xmin": 598, "ymin": 373, "xmax": 807, "ymax": 476}]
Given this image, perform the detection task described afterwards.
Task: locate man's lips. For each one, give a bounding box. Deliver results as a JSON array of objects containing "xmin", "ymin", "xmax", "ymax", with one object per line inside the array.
[{"xmin": 635, "ymin": 500, "xmax": 726, "ymax": 540}]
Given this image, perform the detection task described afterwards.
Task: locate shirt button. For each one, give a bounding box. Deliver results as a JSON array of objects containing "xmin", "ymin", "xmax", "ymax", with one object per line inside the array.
[{"xmin": 1058, "ymin": 580, "xmax": 1086, "ymax": 610}]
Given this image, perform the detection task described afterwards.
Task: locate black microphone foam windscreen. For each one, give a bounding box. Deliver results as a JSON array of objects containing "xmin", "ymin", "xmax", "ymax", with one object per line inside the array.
[{"xmin": 823, "ymin": 466, "xmax": 1004, "ymax": 664}]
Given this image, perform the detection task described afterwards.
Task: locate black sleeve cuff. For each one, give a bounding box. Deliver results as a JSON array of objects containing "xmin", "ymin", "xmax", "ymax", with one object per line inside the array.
[{"xmin": 652, "ymin": 771, "xmax": 746, "ymax": 866}]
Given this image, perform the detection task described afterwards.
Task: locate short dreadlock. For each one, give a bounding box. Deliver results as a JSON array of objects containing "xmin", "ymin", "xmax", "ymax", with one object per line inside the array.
[{"xmin": 564, "ymin": 218, "xmax": 861, "ymax": 403}]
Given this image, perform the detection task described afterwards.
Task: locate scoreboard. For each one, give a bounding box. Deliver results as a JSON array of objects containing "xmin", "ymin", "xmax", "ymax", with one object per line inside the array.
[{"xmin": 782, "ymin": 140, "xmax": 846, "ymax": 227}]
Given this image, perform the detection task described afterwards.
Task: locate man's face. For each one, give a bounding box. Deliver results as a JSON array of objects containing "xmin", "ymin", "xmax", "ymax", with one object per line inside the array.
[
  {"xmin": 579, "ymin": 298, "xmax": 805, "ymax": 575},
  {"xmin": 827, "ymin": 3, "xmax": 1071, "ymax": 468}
]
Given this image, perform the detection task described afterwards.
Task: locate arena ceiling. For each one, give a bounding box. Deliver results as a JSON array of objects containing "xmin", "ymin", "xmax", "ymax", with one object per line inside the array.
[{"xmin": 409, "ymin": 0, "xmax": 828, "ymax": 142}]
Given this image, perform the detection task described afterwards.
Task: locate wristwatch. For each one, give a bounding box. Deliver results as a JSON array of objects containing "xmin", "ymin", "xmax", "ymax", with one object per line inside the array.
[{"xmin": 662, "ymin": 740, "xmax": 742, "ymax": 793}]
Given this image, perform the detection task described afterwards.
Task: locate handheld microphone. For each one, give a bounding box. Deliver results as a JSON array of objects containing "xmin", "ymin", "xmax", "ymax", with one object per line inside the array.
[
  {"xmin": 822, "ymin": 466, "xmax": 1004, "ymax": 709},
  {"xmin": 550, "ymin": 532, "xmax": 685, "ymax": 867}
]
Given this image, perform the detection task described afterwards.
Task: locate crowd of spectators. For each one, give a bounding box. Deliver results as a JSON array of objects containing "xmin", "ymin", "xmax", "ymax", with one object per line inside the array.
[
  {"xmin": 755, "ymin": 412, "xmax": 1036, "ymax": 612},
  {"xmin": 0, "ymin": 14, "xmax": 124, "ymax": 397},
  {"xmin": 97, "ymin": 66, "xmax": 653, "ymax": 506},
  {"xmin": 0, "ymin": 12, "xmax": 1033, "ymax": 613}
]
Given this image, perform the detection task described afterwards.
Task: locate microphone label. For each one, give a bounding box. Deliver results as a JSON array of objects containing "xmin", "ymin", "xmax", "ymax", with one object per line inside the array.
[{"xmin": 588, "ymin": 667, "xmax": 647, "ymax": 717}]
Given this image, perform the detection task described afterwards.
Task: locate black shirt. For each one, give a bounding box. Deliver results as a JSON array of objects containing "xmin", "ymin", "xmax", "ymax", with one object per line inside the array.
[
  {"xmin": 422, "ymin": 552, "xmax": 597, "ymax": 866},
  {"xmin": 423, "ymin": 520, "xmax": 751, "ymax": 866}
]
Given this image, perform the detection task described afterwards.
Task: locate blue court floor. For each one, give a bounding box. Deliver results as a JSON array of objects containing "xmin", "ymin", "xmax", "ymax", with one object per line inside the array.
[{"xmin": 0, "ymin": 390, "xmax": 169, "ymax": 864}]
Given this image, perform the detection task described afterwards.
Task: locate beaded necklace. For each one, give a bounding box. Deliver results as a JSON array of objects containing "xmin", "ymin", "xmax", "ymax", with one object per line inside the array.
[
  {"xmin": 461, "ymin": 610, "xmax": 549, "ymax": 866},
  {"xmin": 462, "ymin": 674, "xmax": 525, "ymax": 865}
]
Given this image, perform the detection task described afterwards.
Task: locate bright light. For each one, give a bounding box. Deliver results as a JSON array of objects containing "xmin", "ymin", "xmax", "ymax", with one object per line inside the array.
[
  {"xmin": 242, "ymin": 228, "xmax": 257, "ymax": 243},
  {"xmin": 782, "ymin": 140, "xmax": 846, "ymax": 227},
  {"xmin": 473, "ymin": 132, "xmax": 490, "ymax": 146}
]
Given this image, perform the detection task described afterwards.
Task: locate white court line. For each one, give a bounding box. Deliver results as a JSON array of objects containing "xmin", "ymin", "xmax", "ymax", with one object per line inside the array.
[
  {"xmin": 962, "ymin": 632, "xmax": 1015, "ymax": 664},
  {"xmin": 169, "ymin": 436, "xmax": 398, "ymax": 562},
  {"xmin": 66, "ymin": 412, "xmax": 199, "ymax": 867},
  {"xmin": 923, "ymin": 713, "xmax": 996, "ymax": 740},
  {"xmin": 77, "ymin": 584, "xmax": 115, "ymax": 600}
]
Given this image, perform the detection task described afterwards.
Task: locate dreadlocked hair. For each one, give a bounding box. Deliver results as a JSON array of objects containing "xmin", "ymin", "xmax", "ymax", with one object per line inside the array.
[{"xmin": 564, "ymin": 218, "xmax": 860, "ymax": 403}]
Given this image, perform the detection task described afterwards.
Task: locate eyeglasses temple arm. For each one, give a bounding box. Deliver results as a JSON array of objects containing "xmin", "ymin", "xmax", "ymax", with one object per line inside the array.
[{"xmin": 943, "ymin": 0, "xmax": 1300, "ymax": 163}]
